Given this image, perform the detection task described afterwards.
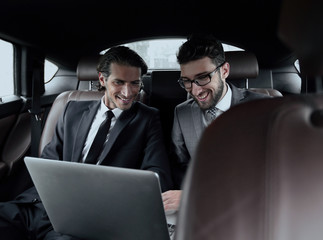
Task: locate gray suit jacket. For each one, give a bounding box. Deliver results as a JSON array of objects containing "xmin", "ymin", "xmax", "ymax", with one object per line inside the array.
[{"xmin": 171, "ymin": 83, "xmax": 270, "ymax": 188}]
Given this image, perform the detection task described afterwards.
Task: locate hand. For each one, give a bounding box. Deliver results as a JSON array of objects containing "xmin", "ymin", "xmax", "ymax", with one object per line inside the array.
[{"xmin": 162, "ymin": 190, "xmax": 182, "ymax": 212}]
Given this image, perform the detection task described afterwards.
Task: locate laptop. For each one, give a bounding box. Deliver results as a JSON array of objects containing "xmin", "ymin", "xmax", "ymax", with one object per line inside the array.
[{"xmin": 24, "ymin": 156, "xmax": 171, "ymax": 240}]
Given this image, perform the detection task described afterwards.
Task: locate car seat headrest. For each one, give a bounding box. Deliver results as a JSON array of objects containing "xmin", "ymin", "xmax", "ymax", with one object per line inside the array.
[
  {"xmin": 76, "ymin": 55, "xmax": 100, "ymax": 81},
  {"xmin": 76, "ymin": 51, "xmax": 259, "ymax": 82},
  {"xmin": 225, "ymin": 51, "xmax": 259, "ymax": 80}
]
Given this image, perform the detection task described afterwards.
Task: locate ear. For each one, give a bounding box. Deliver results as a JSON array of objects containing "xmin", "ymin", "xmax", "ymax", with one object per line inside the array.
[
  {"xmin": 140, "ymin": 82, "xmax": 144, "ymax": 91},
  {"xmin": 98, "ymin": 72, "xmax": 106, "ymax": 86},
  {"xmin": 221, "ymin": 62, "xmax": 230, "ymax": 79}
]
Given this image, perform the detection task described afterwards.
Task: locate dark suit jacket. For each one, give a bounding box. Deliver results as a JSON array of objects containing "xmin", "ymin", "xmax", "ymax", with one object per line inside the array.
[
  {"xmin": 1, "ymin": 100, "xmax": 173, "ymax": 239},
  {"xmin": 0, "ymin": 101, "xmax": 172, "ymax": 239},
  {"xmin": 14, "ymin": 100, "xmax": 172, "ymax": 206},
  {"xmin": 171, "ymin": 83, "xmax": 271, "ymax": 188},
  {"xmin": 41, "ymin": 100, "xmax": 173, "ymax": 192}
]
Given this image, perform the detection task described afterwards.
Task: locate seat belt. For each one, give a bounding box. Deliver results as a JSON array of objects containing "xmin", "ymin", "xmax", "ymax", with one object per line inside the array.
[{"xmin": 29, "ymin": 67, "xmax": 43, "ymax": 157}]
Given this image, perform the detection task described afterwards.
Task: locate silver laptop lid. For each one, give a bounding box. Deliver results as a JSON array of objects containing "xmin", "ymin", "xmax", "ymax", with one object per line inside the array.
[{"xmin": 24, "ymin": 157, "xmax": 170, "ymax": 240}]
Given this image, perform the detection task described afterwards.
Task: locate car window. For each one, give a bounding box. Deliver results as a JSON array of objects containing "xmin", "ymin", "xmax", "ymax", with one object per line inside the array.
[
  {"xmin": 294, "ymin": 59, "xmax": 300, "ymax": 74},
  {"xmin": 101, "ymin": 38, "xmax": 244, "ymax": 70},
  {"xmin": 44, "ymin": 60, "xmax": 58, "ymax": 83},
  {"xmin": 0, "ymin": 37, "xmax": 58, "ymax": 97},
  {"xmin": 0, "ymin": 39, "xmax": 14, "ymax": 98}
]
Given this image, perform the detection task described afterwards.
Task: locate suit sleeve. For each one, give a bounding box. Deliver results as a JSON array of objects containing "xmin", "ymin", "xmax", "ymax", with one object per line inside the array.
[
  {"xmin": 140, "ymin": 109, "xmax": 174, "ymax": 192},
  {"xmin": 169, "ymin": 106, "xmax": 191, "ymax": 189}
]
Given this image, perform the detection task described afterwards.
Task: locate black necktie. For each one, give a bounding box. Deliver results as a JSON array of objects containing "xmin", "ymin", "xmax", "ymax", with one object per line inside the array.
[{"xmin": 85, "ymin": 110, "xmax": 114, "ymax": 164}]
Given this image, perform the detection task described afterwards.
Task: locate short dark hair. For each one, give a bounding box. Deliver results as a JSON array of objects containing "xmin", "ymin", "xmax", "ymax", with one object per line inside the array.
[
  {"xmin": 96, "ymin": 46, "xmax": 147, "ymax": 91},
  {"xmin": 177, "ymin": 34, "xmax": 225, "ymax": 66},
  {"xmin": 97, "ymin": 46, "xmax": 147, "ymax": 76}
]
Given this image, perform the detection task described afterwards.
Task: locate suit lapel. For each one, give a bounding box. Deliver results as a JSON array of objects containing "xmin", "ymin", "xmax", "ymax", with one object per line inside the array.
[
  {"xmin": 97, "ymin": 103, "xmax": 138, "ymax": 165},
  {"xmin": 191, "ymin": 101, "xmax": 204, "ymax": 140},
  {"xmin": 187, "ymin": 84, "xmax": 245, "ymax": 146},
  {"xmin": 71, "ymin": 101, "xmax": 100, "ymax": 162}
]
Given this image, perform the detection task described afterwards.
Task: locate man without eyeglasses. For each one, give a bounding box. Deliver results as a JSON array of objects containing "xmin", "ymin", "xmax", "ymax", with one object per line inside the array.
[
  {"xmin": 162, "ymin": 34, "xmax": 269, "ymax": 214},
  {"xmin": 0, "ymin": 46, "xmax": 173, "ymax": 240}
]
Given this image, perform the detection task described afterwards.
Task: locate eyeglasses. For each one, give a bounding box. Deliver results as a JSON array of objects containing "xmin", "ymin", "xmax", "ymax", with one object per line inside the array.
[{"xmin": 178, "ymin": 62, "xmax": 225, "ymax": 89}]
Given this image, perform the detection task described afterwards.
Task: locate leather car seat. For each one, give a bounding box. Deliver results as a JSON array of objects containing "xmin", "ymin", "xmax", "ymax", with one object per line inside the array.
[
  {"xmin": 176, "ymin": 0, "xmax": 323, "ymax": 238},
  {"xmin": 175, "ymin": 94, "xmax": 323, "ymax": 240}
]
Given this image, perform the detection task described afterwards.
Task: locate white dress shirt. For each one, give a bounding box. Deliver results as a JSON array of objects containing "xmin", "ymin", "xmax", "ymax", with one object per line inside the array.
[
  {"xmin": 203, "ymin": 83, "xmax": 232, "ymax": 127},
  {"xmin": 82, "ymin": 97, "xmax": 123, "ymax": 162}
]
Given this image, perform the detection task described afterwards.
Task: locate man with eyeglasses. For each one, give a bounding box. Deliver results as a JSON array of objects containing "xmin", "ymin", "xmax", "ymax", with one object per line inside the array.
[{"xmin": 162, "ymin": 34, "xmax": 269, "ymax": 214}]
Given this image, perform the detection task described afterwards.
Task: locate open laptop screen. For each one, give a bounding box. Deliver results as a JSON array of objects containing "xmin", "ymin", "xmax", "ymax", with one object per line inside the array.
[{"xmin": 24, "ymin": 157, "xmax": 170, "ymax": 240}]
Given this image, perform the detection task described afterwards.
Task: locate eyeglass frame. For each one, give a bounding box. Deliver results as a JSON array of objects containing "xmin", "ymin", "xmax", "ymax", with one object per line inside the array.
[{"xmin": 177, "ymin": 62, "xmax": 225, "ymax": 89}]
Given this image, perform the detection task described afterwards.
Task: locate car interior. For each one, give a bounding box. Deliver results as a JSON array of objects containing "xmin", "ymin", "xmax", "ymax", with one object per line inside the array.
[
  {"xmin": 175, "ymin": 0, "xmax": 323, "ymax": 240},
  {"xmin": 0, "ymin": 0, "xmax": 322, "ymax": 238}
]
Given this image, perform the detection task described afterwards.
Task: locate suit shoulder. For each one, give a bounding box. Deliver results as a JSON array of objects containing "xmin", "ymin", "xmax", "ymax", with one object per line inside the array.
[
  {"xmin": 175, "ymin": 98, "xmax": 194, "ymax": 109},
  {"xmin": 67, "ymin": 100, "xmax": 98, "ymax": 107},
  {"xmin": 176, "ymin": 98, "xmax": 194, "ymax": 108},
  {"xmin": 135, "ymin": 101, "xmax": 159, "ymax": 114},
  {"xmin": 64, "ymin": 100, "xmax": 98, "ymax": 114}
]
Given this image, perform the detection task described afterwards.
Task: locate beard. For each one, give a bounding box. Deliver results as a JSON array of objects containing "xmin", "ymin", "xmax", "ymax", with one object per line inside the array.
[{"xmin": 193, "ymin": 80, "xmax": 224, "ymax": 110}]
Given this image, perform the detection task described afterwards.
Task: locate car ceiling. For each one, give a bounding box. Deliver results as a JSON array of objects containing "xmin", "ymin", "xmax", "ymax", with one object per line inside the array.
[{"xmin": 0, "ymin": 0, "xmax": 294, "ymax": 69}]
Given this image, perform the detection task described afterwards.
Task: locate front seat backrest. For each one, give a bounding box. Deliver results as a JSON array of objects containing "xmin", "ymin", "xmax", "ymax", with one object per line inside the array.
[{"xmin": 175, "ymin": 94, "xmax": 323, "ymax": 240}]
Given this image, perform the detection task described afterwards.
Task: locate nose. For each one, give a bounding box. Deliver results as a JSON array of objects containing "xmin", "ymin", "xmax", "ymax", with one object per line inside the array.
[
  {"xmin": 190, "ymin": 82, "xmax": 203, "ymax": 96},
  {"xmin": 121, "ymin": 84, "xmax": 132, "ymax": 98}
]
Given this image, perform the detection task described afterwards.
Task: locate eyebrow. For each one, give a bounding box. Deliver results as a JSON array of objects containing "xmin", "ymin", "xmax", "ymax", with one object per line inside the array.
[
  {"xmin": 112, "ymin": 78, "xmax": 141, "ymax": 82},
  {"xmin": 181, "ymin": 70, "xmax": 210, "ymax": 79}
]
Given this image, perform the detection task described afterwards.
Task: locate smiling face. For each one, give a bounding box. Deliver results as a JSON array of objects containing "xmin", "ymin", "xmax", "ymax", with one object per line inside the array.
[
  {"xmin": 99, "ymin": 63, "xmax": 142, "ymax": 110},
  {"xmin": 180, "ymin": 57, "xmax": 230, "ymax": 110}
]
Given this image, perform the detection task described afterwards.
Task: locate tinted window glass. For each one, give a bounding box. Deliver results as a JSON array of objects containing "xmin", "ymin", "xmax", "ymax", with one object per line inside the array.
[
  {"xmin": 101, "ymin": 39, "xmax": 244, "ymax": 70},
  {"xmin": 45, "ymin": 60, "xmax": 58, "ymax": 83},
  {"xmin": 0, "ymin": 39, "xmax": 14, "ymax": 97}
]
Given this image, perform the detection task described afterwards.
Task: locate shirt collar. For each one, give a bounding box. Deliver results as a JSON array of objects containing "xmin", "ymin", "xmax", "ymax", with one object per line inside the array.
[
  {"xmin": 215, "ymin": 83, "xmax": 232, "ymax": 112},
  {"xmin": 99, "ymin": 97, "xmax": 123, "ymax": 119}
]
